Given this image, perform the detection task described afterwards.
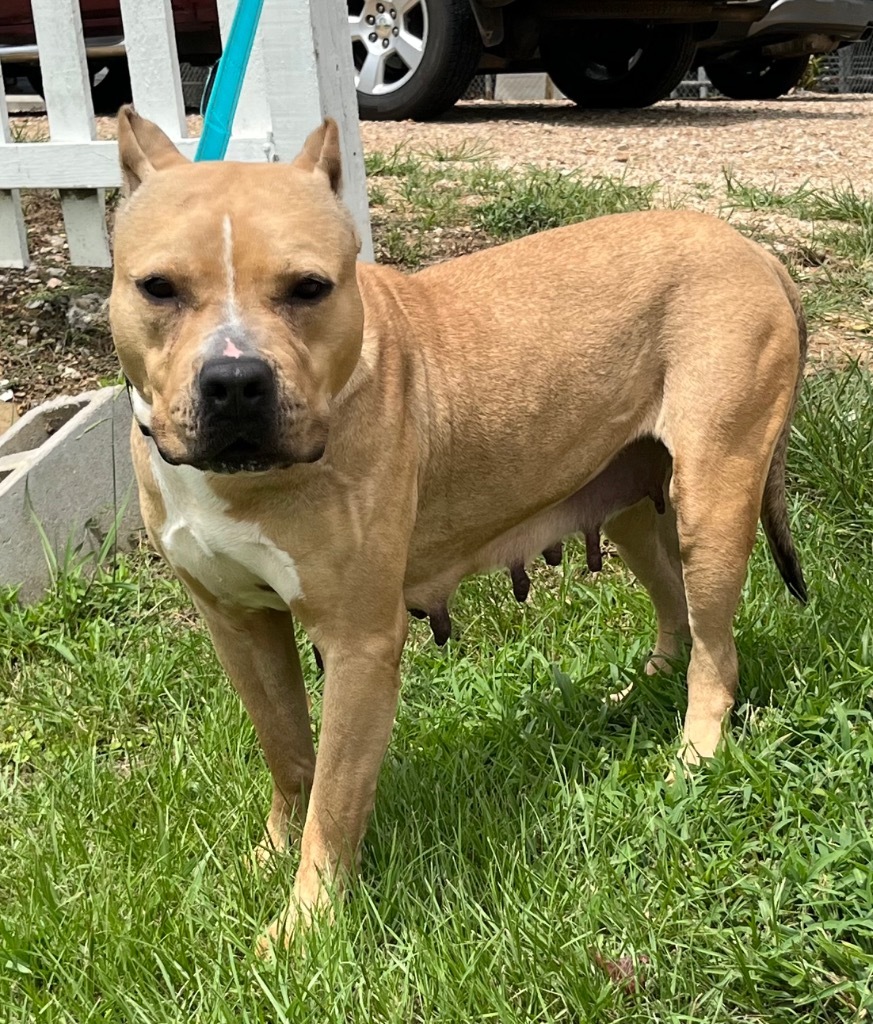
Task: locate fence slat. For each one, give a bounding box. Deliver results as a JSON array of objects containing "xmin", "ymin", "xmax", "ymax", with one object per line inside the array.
[
  {"xmin": 0, "ymin": 93, "xmax": 30, "ymax": 268},
  {"xmin": 30, "ymin": 0, "xmax": 95, "ymax": 139},
  {"xmin": 59, "ymin": 188, "xmax": 111, "ymax": 267},
  {"xmin": 0, "ymin": 139, "xmax": 285, "ymax": 190},
  {"xmin": 61, "ymin": 197, "xmax": 111, "ymax": 266},
  {"xmin": 31, "ymin": 0, "xmax": 111, "ymax": 267},
  {"xmin": 119, "ymin": 0, "xmax": 188, "ymax": 138},
  {"xmin": 258, "ymin": 0, "xmax": 373, "ymax": 259},
  {"xmin": 0, "ymin": 187, "xmax": 29, "ymax": 269}
]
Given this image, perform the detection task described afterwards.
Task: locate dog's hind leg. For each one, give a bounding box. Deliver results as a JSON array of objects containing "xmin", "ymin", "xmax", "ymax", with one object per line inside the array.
[
  {"xmin": 604, "ymin": 488, "xmax": 689, "ymax": 681},
  {"xmin": 653, "ymin": 295, "xmax": 803, "ymax": 765},
  {"xmin": 668, "ymin": 455, "xmax": 764, "ymax": 765},
  {"xmin": 668, "ymin": 393, "xmax": 794, "ymax": 763},
  {"xmin": 193, "ymin": 598, "xmax": 315, "ymax": 868}
]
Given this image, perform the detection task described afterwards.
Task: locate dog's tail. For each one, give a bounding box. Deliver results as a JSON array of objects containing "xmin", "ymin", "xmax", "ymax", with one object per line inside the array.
[{"xmin": 761, "ymin": 262, "xmax": 808, "ymax": 603}]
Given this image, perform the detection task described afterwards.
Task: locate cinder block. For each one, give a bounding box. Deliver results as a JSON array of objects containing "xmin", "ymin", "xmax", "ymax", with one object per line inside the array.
[{"xmin": 0, "ymin": 387, "xmax": 142, "ymax": 603}]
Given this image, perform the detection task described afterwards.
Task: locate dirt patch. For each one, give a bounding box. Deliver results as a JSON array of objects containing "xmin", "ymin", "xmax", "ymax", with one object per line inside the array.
[{"xmin": 0, "ymin": 190, "xmax": 117, "ymax": 415}]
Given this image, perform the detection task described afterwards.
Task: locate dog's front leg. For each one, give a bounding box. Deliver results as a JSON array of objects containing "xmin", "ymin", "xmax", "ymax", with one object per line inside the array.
[
  {"xmin": 192, "ymin": 596, "xmax": 315, "ymax": 868},
  {"xmin": 259, "ymin": 607, "xmax": 407, "ymax": 952}
]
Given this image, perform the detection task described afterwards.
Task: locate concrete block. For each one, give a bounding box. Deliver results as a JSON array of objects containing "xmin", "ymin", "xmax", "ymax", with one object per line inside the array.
[
  {"xmin": 0, "ymin": 386, "xmax": 142, "ymax": 603},
  {"xmin": 495, "ymin": 73, "xmax": 549, "ymax": 102},
  {"xmin": 493, "ymin": 73, "xmax": 566, "ymax": 102},
  {"xmin": 5, "ymin": 94, "xmax": 46, "ymax": 114}
]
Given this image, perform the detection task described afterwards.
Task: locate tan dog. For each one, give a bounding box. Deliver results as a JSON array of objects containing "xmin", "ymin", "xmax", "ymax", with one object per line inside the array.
[{"xmin": 110, "ymin": 107, "xmax": 807, "ymax": 950}]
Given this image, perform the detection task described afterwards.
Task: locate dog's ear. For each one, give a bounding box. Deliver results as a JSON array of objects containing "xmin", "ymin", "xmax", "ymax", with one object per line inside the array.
[
  {"xmin": 117, "ymin": 105, "xmax": 188, "ymax": 196},
  {"xmin": 292, "ymin": 118, "xmax": 342, "ymax": 195}
]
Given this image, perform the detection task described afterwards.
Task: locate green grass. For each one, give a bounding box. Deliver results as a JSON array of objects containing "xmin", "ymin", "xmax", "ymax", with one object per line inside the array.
[
  {"xmin": 365, "ymin": 146, "xmax": 658, "ymax": 269},
  {"xmin": 3, "ymin": 164, "xmax": 873, "ymax": 1020},
  {"xmin": 2, "ymin": 368, "xmax": 872, "ymax": 1021},
  {"xmin": 471, "ymin": 170, "xmax": 656, "ymax": 241},
  {"xmin": 720, "ymin": 176, "xmax": 873, "ymax": 335}
]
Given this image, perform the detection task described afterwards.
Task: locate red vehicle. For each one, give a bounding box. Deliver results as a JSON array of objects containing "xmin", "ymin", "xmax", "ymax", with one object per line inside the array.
[{"xmin": 0, "ymin": 1, "xmax": 220, "ymax": 113}]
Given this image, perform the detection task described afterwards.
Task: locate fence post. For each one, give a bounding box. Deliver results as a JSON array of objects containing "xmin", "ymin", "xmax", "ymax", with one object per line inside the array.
[
  {"xmin": 0, "ymin": 93, "xmax": 29, "ymax": 268},
  {"xmin": 257, "ymin": 0, "xmax": 373, "ymax": 260},
  {"xmin": 30, "ymin": 0, "xmax": 111, "ymax": 268},
  {"xmin": 838, "ymin": 47, "xmax": 852, "ymax": 93},
  {"xmin": 119, "ymin": 0, "xmax": 188, "ymax": 139}
]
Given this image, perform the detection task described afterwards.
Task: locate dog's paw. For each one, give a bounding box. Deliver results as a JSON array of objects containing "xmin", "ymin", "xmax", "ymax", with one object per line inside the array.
[
  {"xmin": 247, "ymin": 817, "xmax": 296, "ymax": 874},
  {"xmin": 665, "ymin": 762, "xmax": 692, "ymax": 786},
  {"xmin": 255, "ymin": 924, "xmax": 278, "ymax": 961},
  {"xmin": 665, "ymin": 742, "xmax": 712, "ymax": 784},
  {"xmin": 645, "ymin": 651, "xmax": 675, "ymax": 676},
  {"xmin": 254, "ymin": 897, "xmax": 333, "ymax": 958},
  {"xmin": 255, "ymin": 919, "xmax": 284, "ymax": 961},
  {"xmin": 255, "ymin": 912, "xmax": 303, "ymax": 960},
  {"xmin": 247, "ymin": 839, "xmax": 286, "ymax": 875}
]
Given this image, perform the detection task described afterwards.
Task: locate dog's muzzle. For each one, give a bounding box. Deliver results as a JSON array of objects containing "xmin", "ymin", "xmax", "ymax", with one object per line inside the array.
[{"xmin": 191, "ymin": 355, "xmax": 284, "ymax": 473}]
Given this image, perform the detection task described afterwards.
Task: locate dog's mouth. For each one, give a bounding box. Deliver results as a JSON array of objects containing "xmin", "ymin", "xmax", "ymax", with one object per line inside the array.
[
  {"xmin": 200, "ymin": 437, "xmax": 276, "ymax": 474},
  {"xmin": 154, "ymin": 434, "xmax": 324, "ymax": 474}
]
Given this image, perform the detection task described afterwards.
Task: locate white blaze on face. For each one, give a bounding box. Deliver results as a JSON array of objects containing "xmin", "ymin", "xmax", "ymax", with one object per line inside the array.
[
  {"xmin": 222, "ymin": 213, "xmax": 241, "ymax": 333},
  {"xmin": 194, "ymin": 213, "xmax": 249, "ymax": 365}
]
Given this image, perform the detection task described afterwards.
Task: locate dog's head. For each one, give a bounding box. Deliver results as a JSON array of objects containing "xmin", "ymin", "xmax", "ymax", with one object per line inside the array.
[{"xmin": 110, "ymin": 107, "xmax": 364, "ymax": 473}]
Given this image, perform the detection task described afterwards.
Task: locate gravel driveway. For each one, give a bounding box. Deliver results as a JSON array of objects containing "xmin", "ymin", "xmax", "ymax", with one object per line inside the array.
[
  {"xmin": 360, "ymin": 95, "xmax": 873, "ymax": 195},
  {"xmin": 15, "ymin": 93, "xmax": 871, "ymax": 192}
]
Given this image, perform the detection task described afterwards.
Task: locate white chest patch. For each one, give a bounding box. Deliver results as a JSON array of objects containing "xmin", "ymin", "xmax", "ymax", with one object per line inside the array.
[{"xmin": 148, "ymin": 444, "xmax": 302, "ymax": 610}]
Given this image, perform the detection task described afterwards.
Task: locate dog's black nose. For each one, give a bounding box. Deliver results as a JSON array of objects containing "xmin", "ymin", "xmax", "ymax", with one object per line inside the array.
[{"xmin": 199, "ymin": 357, "xmax": 275, "ymax": 418}]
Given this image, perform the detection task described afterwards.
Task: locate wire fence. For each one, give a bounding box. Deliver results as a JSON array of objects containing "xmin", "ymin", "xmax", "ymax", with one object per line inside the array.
[
  {"xmin": 818, "ymin": 36, "xmax": 873, "ymax": 92},
  {"xmin": 674, "ymin": 35, "xmax": 873, "ymax": 97}
]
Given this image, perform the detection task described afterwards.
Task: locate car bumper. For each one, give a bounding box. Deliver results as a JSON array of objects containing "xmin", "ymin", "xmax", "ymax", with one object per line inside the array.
[{"xmin": 749, "ymin": 0, "xmax": 873, "ymax": 38}]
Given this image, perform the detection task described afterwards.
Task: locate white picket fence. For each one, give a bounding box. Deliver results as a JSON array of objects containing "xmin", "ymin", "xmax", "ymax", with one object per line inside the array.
[{"xmin": 0, "ymin": 0, "xmax": 372, "ymax": 268}]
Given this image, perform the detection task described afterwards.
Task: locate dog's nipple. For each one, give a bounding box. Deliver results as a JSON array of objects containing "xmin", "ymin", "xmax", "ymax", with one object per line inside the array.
[
  {"xmin": 510, "ymin": 563, "xmax": 531, "ymax": 603},
  {"xmin": 542, "ymin": 543, "xmax": 563, "ymax": 566},
  {"xmin": 585, "ymin": 529, "xmax": 603, "ymax": 573},
  {"xmin": 429, "ymin": 604, "xmax": 452, "ymax": 646}
]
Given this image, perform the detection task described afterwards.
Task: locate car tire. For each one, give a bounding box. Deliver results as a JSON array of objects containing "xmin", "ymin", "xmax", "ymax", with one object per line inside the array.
[
  {"xmin": 703, "ymin": 53, "xmax": 810, "ymax": 100},
  {"xmin": 540, "ymin": 20, "xmax": 696, "ymax": 109},
  {"xmin": 20, "ymin": 64, "xmax": 44, "ymax": 97},
  {"xmin": 89, "ymin": 59, "xmax": 133, "ymax": 115},
  {"xmin": 349, "ymin": 0, "xmax": 481, "ymax": 121},
  {"xmin": 8, "ymin": 61, "xmax": 131, "ymax": 115}
]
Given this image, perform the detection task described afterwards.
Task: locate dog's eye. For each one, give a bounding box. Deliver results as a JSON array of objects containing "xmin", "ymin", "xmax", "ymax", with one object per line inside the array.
[
  {"xmin": 288, "ymin": 277, "xmax": 332, "ymax": 303},
  {"xmin": 138, "ymin": 276, "xmax": 177, "ymax": 302}
]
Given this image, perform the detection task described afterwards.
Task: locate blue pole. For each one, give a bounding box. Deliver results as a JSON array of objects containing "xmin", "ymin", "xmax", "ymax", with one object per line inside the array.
[{"xmin": 195, "ymin": 0, "xmax": 265, "ymax": 162}]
